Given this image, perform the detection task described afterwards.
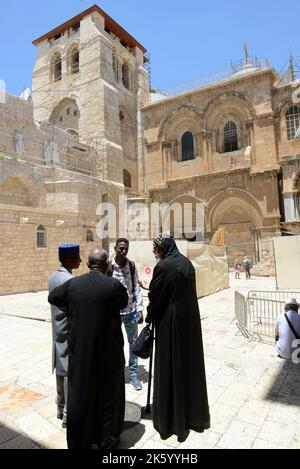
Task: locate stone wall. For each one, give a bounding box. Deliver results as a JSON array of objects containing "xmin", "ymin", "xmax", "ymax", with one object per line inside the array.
[{"xmin": 0, "ymin": 205, "xmax": 100, "ymax": 294}]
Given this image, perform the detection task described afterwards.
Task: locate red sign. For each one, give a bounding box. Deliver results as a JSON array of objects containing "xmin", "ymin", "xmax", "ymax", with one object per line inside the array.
[{"xmin": 144, "ymin": 267, "xmax": 152, "ymax": 276}]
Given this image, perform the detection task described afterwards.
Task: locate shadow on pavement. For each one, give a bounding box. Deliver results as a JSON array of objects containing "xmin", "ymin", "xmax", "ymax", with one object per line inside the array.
[
  {"xmin": 264, "ymin": 360, "xmax": 300, "ymax": 406},
  {"xmin": 0, "ymin": 422, "xmax": 40, "ymax": 449}
]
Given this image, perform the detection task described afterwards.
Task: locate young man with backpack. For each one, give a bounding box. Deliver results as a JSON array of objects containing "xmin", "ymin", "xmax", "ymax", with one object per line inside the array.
[{"xmin": 108, "ymin": 238, "xmax": 144, "ymax": 391}]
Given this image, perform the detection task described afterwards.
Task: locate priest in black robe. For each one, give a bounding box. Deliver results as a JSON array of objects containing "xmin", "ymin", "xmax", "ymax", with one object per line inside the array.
[
  {"xmin": 146, "ymin": 234, "xmax": 210, "ymax": 442},
  {"xmin": 48, "ymin": 248, "xmax": 128, "ymax": 449}
]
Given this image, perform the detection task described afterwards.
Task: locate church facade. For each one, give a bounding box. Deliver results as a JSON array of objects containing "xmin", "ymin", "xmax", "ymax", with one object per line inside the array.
[{"xmin": 0, "ymin": 5, "xmax": 299, "ymax": 293}]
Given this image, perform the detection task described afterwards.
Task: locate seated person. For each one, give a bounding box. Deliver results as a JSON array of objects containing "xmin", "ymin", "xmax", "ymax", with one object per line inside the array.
[{"xmin": 275, "ymin": 298, "xmax": 300, "ymax": 360}]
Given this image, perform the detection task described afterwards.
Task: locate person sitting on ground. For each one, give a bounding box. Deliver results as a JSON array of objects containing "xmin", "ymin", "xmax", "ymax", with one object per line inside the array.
[{"xmin": 275, "ymin": 298, "xmax": 300, "ymax": 360}]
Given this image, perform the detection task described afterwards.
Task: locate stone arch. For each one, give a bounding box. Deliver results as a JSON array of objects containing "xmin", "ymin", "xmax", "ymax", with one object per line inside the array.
[
  {"xmin": 274, "ymin": 97, "xmax": 293, "ymax": 118},
  {"xmin": 275, "ymin": 99, "xmax": 300, "ymax": 142},
  {"xmin": 203, "ymin": 92, "xmax": 255, "ymax": 153},
  {"xmin": 158, "ymin": 105, "xmax": 203, "ymax": 142},
  {"xmin": 0, "ymin": 174, "xmax": 39, "ymax": 207},
  {"xmin": 203, "ymin": 91, "xmax": 256, "ymax": 121},
  {"xmin": 49, "ymin": 97, "xmax": 80, "ymax": 132},
  {"xmin": 208, "ymin": 188, "xmax": 262, "ymax": 231},
  {"xmin": 207, "ymin": 188, "xmax": 263, "ymax": 264}
]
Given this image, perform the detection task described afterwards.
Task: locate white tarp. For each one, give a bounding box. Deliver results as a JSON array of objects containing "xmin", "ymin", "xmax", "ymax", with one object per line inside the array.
[
  {"xmin": 109, "ymin": 241, "xmax": 229, "ymax": 298},
  {"xmin": 273, "ymin": 235, "xmax": 300, "ymax": 289}
]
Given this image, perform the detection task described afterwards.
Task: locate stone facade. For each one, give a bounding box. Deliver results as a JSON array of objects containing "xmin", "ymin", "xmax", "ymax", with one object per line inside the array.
[
  {"xmin": 142, "ymin": 65, "xmax": 300, "ymax": 264},
  {"xmin": 0, "ymin": 93, "xmax": 108, "ymax": 294},
  {"xmin": 1, "ymin": 5, "xmax": 300, "ymax": 293},
  {"xmin": 0, "ymin": 6, "xmax": 149, "ymax": 294}
]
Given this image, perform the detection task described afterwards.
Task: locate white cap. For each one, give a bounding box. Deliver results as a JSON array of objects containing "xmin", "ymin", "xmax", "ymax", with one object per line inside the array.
[{"xmin": 285, "ymin": 298, "xmax": 300, "ymax": 307}]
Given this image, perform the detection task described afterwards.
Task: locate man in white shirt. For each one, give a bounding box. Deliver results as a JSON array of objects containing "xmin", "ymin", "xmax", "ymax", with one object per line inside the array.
[
  {"xmin": 108, "ymin": 238, "xmax": 144, "ymax": 391},
  {"xmin": 275, "ymin": 298, "xmax": 300, "ymax": 360}
]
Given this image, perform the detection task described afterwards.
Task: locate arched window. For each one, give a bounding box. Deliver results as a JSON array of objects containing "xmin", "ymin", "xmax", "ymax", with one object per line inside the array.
[
  {"xmin": 51, "ymin": 52, "xmax": 62, "ymax": 82},
  {"xmin": 286, "ymin": 106, "xmax": 300, "ymax": 140},
  {"xmin": 122, "ymin": 63, "xmax": 130, "ymax": 89},
  {"xmin": 66, "ymin": 45, "xmax": 79, "ymax": 75},
  {"xmin": 123, "ymin": 169, "xmax": 132, "ymax": 188},
  {"xmin": 37, "ymin": 225, "xmax": 46, "ymax": 248},
  {"xmin": 86, "ymin": 230, "xmax": 94, "ymax": 243},
  {"xmin": 224, "ymin": 121, "xmax": 238, "ymax": 153},
  {"xmin": 181, "ymin": 132, "xmax": 195, "ymax": 161},
  {"xmin": 71, "ymin": 48, "xmax": 79, "ymax": 74}
]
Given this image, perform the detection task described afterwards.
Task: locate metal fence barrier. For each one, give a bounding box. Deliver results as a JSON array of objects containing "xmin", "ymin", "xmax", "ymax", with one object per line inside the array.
[{"xmin": 235, "ymin": 290, "xmax": 300, "ymax": 343}]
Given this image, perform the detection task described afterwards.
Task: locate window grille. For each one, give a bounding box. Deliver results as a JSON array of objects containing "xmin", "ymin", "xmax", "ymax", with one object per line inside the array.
[
  {"xmin": 181, "ymin": 132, "xmax": 195, "ymax": 161},
  {"xmin": 37, "ymin": 226, "xmax": 46, "ymax": 248},
  {"xmin": 224, "ymin": 121, "xmax": 238, "ymax": 153},
  {"xmin": 286, "ymin": 106, "xmax": 300, "ymax": 140},
  {"xmin": 71, "ymin": 50, "xmax": 79, "ymax": 74}
]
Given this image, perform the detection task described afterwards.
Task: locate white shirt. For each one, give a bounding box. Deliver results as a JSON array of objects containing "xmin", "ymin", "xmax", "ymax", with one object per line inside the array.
[
  {"xmin": 111, "ymin": 258, "xmax": 143, "ymax": 316},
  {"xmin": 275, "ymin": 310, "xmax": 300, "ymax": 359}
]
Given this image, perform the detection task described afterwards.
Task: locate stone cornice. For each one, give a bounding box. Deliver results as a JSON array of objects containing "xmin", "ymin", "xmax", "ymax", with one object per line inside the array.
[
  {"xmin": 145, "ymin": 141, "xmax": 160, "ymax": 152},
  {"xmin": 142, "ymin": 68, "xmax": 277, "ymax": 112},
  {"xmin": 256, "ymin": 112, "xmax": 275, "ymax": 120},
  {"xmin": 280, "ymin": 155, "xmax": 300, "ymax": 164}
]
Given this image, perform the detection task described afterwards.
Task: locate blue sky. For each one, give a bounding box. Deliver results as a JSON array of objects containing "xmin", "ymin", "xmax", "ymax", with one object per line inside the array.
[{"xmin": 1, "ymin": 0, "xmax": 299, "ymax": 96}]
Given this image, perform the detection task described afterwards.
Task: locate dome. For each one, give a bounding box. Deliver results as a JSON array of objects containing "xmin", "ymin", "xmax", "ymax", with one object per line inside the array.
[{"xmin": 233, "ymin": 63, "xmax": 259, "ymax": 76}]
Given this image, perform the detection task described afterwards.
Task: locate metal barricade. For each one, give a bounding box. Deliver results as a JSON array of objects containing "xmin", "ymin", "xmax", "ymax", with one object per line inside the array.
[{"xmin": 235, "ymin": 289, "xmax": 300, "ymax": 343}]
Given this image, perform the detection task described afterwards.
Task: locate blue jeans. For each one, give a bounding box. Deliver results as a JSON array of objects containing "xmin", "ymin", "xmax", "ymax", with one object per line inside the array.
[{"xmin": 121, "ymin": 312, "xmax": 138, "ymax": 379}]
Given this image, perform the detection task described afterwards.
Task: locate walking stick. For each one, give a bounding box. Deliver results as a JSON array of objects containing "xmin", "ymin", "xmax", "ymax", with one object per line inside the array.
[{"xmin": 146, "ymin": 321, "xmax": 155, "ymax": 415}]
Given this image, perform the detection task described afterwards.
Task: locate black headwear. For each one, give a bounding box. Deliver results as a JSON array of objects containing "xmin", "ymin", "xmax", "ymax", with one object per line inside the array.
[{"xmin": 153, "ymin": 234, "xmax": 180, "ymax": 258}]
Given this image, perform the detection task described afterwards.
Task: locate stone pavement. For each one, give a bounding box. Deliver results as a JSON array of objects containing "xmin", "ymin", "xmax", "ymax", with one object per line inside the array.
[{"xmin": 0, "ymin": 273, "xmax": 300, "ymax": 449}]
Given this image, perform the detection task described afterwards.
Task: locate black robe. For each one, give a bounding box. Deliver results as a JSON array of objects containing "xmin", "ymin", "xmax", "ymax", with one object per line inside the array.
[
  {"xmin": 48, "ymin": 271, "xmax": 128, "ymax": 449},
  {"xmin": 147, "ymin": 239, "xmax": 210, "ymax": 442}
]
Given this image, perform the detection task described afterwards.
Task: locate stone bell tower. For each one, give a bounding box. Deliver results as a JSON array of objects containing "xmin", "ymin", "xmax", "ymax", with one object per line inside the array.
[{"xmin": 32, "ymin": 4, "xmax": 149, "ymax": 190}]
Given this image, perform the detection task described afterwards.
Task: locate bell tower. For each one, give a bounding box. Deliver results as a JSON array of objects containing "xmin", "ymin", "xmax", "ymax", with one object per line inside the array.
[{"xmin": 32, "ymin": 5, "xmax": 149, "ymax": 189}]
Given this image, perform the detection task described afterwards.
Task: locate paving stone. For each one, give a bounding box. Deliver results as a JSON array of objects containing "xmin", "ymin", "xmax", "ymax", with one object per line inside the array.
[
  {"xmin": 1, "ymin": 274, "xmax": 300, "ymax": 449},
  {"xmin": 0, "ymin": 425, "xmax": 19, "ymax": 444},
  {"xmin": 0, "ymin": 434, "xmax": 35, "ymax": 449},
  {"xmin": 252, "ymin": 438, "xmax": 288, "ymax": 449},
  {"xmin": 217, "ymin": 420, "xmax": 260, "ymax": 449},
  {"xmin": 258, "ymin": 420, "xmax": 296, "ymax": 446},
  {"xmin": 15, "ymin": 411, "xmax": 60, "ymax": 442},
  {"xmin": 178, "ymin": 430, "xmax": 221, "ymax": 449}
]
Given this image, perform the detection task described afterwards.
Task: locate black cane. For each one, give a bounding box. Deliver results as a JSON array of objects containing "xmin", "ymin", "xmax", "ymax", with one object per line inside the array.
[{"xmin": 146, "ymin": 322, "xmax": 155, "ymax": 415}]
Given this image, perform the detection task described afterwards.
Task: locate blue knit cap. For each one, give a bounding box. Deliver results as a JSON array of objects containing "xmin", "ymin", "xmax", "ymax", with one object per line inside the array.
[{"xmin": 59, "ymin": 244, "xmax": 80, "ymax": 258}]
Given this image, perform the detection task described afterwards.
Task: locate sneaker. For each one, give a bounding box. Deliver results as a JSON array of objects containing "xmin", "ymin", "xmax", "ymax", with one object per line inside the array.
[
  {"xmin": 57, "ymin": 411, "xmax": 63, "ymax": 420},
  {"xmin": 131, "ymin": 377, "xmax": 142, "ymax": 391}
]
